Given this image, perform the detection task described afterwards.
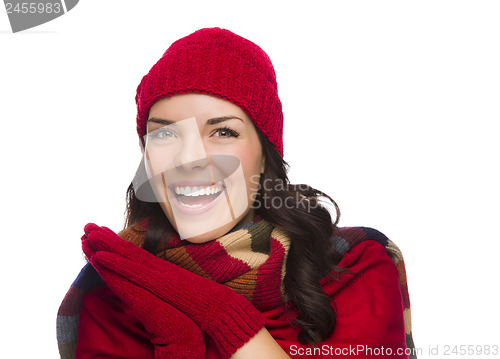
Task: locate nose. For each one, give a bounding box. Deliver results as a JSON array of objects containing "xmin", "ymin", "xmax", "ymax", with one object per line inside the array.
[{"xmin": 173, "ymin": 132, "xmax": 208, "ymax": 171}]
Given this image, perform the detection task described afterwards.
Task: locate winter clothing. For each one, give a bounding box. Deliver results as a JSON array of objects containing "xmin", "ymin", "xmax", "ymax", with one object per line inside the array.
[
  {"xmin": 135, "ymin": 27, "xmax": 284, "ymax": 156},
  {"xmin": 57, "ymin": 218, "xmax": 416, "ymax": 358},
  {"xmin": 57, "ymin": 27, "xmax": 417, "ymax": 359}
]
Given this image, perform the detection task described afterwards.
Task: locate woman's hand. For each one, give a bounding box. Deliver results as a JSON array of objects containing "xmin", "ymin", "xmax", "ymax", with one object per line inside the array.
[
  {"xmin": 82, "ymin": 223, "xmax": 266, "ymax": 359},
  {"xmin": 86, "ymin": 240, "xmax": 206, "ymax": 359}
]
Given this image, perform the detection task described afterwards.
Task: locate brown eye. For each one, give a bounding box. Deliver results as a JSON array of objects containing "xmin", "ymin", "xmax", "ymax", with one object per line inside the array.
[{"xmin": 212, "ymin": 127, "xmax": 240, "ymax": 138}]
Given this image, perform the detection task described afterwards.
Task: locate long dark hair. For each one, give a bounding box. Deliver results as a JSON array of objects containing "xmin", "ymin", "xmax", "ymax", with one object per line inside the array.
[{"xmin": 125, "ymin": 129, "xmax": 344, "ymax": 344}]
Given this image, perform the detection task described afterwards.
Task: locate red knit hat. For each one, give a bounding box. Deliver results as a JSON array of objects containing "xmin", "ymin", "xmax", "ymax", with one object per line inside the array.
[{"xmin": 135, "ymin": 27, "xmax": 284, "ymax": 157}]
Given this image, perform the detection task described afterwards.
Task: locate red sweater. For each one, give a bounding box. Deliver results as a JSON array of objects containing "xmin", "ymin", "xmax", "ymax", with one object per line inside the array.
[{"xmin": 75, "ymin": 240, "xmax": 407, "ymax": 358}]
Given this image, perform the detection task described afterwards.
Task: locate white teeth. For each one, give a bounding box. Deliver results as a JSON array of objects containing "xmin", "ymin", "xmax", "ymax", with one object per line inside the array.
[{"xmin": 174, "ymin": 184, "xmax": 222, "ymax": 197}]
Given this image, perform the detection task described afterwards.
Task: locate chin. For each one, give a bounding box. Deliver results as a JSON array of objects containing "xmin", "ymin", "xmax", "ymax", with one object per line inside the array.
[
  {"xmin": 176, "ymin": 210, "xmax": 255, "ymax": 243},
  {"xmin": 181, "ymin": 224, "xmax": 234, "ymax": 243}
]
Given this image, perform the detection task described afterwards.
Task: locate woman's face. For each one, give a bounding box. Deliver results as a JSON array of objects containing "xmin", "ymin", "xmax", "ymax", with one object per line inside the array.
[{"xmin": 144, "ymin": 93, "xmax": 265, "ymax": 243}]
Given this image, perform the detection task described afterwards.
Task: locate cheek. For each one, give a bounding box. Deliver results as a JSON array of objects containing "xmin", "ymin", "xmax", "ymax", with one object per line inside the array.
[
  {"xmin": 148, "ymin": 175, "xmax": 166, "ymax": 201},
  {"xmin": 145, "ymin": 146, "xmax": 178, "ymax": 177},
  {"xmin": 237, "ymin": 149, "xmax": 263, "ymax": 191},
  {"xmin": 206, "ymin": 140, "xmax": 263, "ymax": 180}
]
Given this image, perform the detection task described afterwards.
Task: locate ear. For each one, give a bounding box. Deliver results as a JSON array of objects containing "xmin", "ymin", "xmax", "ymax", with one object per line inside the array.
[{"xmin": 260, "ymin": 154, "xmax": 266, "ymax": 174}]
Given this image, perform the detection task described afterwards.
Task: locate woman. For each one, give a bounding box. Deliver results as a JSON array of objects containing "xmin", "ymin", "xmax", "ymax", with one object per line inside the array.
[{"xmin": 57, "ymin": 27, "xmax": 416, "ymax": 358}]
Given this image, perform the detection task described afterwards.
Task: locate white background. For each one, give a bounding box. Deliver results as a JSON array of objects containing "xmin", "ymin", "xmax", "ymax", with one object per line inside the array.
[{"xmin": 1, "ymin": 1, "xmax": 499, "ymax": 358}]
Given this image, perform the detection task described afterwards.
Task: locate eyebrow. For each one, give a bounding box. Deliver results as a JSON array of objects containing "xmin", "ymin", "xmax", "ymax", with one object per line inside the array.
[
  {"xmin": 147, "ymin": 118, "xmax": 174, "ymax": 125},
  {"xmin": 147, "ymin": 116, "xmax": 243, "ymax": 126}
]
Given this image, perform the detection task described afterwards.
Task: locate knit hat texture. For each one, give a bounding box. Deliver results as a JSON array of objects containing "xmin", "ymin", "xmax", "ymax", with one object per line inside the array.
[{"xmin": 135, "ymin": 27, "xmax": 284, "ymax": 156}]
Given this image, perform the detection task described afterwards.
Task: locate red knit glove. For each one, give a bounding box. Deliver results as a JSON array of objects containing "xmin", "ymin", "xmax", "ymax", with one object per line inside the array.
[
  {"xmin": 89, "ymin": 259, "xmax": 206, "ymax": 359},
  {"xmin": 82, "ymin": 223, "xmax": 265, "ymax": 359}
]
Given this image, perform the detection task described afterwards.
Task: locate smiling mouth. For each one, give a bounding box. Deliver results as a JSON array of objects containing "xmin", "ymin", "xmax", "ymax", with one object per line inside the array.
[{"xmin": 169, "ymin": 182, "xmax": 224, "ymax": 209}]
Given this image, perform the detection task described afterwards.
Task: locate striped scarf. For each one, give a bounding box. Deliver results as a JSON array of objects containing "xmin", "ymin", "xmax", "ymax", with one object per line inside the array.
[
  {"xmin": 56, "ymin": 218, "xmax": 416, "ymax": 358},
  {"xmin": 119, "ymin": 217, "xmax": 291, "ymax": 311}
]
